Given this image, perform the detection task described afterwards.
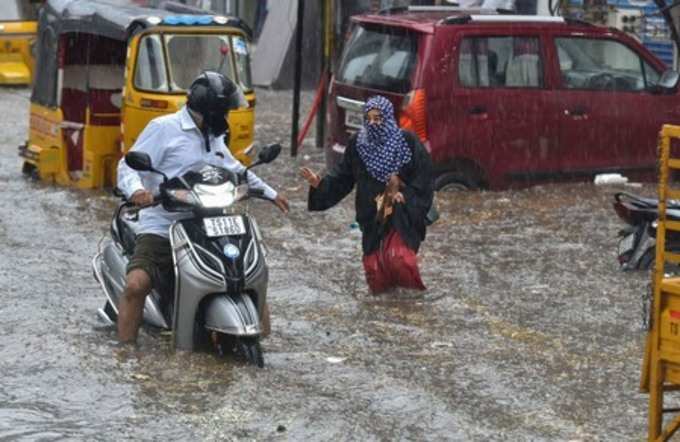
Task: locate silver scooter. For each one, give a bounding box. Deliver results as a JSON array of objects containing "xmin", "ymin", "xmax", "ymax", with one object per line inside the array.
[{"xmin": 92, "ymin": 144, "xmax": 281, "ymax": 367}]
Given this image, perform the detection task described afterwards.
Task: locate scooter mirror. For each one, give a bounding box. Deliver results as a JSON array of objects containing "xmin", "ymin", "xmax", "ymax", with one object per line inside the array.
[
  {"xmin": 125, "ymin": 151, "xmax": 153, "ymax": 172},
  {"xmin": 244, "ymin": 141, "xmax": 263, "ymax": 159},
  {"xmin": 258, "ymin": 143, "xmax": 281, "ymax": 164}
]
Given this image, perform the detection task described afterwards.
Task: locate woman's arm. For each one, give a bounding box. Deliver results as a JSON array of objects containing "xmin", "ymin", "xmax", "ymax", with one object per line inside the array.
[{"xmin": 307, "ymin": 139, "xmax": 357, "ymax": 211}]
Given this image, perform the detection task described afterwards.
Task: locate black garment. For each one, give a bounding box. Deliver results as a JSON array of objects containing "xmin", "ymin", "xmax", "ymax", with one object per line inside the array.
[{"xmin": 309, "ymin": 131, "xmax": 434, "ymax": 255}]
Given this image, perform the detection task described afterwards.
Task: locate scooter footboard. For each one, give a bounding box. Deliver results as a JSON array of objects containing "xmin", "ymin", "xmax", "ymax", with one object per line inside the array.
[{"xmin": 204, "ymin": 293, "xmax": 261, "ymax": 337}]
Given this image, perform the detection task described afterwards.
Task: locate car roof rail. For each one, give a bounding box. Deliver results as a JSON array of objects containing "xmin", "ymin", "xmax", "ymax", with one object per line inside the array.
[
  {"xmin": 408, "ymin": 5, "xmax": 472, "ymax": 12},
  {"xmin": 408, "ymin": 4, "xmax": 518, "ymax": 12},
  {"xmin": 439, "ymin": 9, "xmax": 499, "ymax": 25},
  {"xmin": 378, "ymin": 6, "xmax": 409, "ymax": 15},
  {"xmin": 442, "ymin": 14, "xmax": 566, "ymax": 24},
  {"xmin": 441, "ymin": 14, "xmax": 473, "ymax": 25},
  {"xmin": 564, "ymin": 17, "xmax": 594, "ymax": 26}
]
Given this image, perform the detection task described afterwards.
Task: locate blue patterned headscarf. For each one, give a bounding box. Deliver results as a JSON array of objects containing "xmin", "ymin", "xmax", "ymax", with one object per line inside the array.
[{"xmin": 356, "ymin": 95, "xmax": 412, "ymax": 184}]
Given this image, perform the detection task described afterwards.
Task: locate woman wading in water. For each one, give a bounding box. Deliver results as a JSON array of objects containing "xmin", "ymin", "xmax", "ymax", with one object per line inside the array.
[{"xmin": 300, "ymin": 95, "xmax": 434, "ymax": 294}]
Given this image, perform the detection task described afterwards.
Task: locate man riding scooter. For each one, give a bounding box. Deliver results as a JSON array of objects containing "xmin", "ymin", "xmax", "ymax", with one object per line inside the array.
[{"xmin": 116, "ymin": 71, "xmax": 289, "ymax": 345}]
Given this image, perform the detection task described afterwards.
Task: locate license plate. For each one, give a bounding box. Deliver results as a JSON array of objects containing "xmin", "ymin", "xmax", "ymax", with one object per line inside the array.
[
  {"xmin": 618, "ymin": 232, "xmax": 636, "ymax": 256},
  {"xmin": 203, "ymin": 216, "xmax": 246, "ymax": 237},
  {"xmin": 345, "ymin": 110, "xmax": 363, "ymax": 129}
]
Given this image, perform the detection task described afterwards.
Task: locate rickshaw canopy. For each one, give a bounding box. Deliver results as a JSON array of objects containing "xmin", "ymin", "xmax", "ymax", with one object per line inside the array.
[
  {"xmin": 39, "ymin": 0, "xmax": 251, "ymax": 41},
  {"xmin": 32, "ymin": 0, "xmax": 251, "ymax": 107}
]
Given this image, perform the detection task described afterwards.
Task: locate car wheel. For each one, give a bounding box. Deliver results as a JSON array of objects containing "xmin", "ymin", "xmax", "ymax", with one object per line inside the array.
[{"xmin": 434, "ymin": 172, "xmax": 478, "ymax": 192}]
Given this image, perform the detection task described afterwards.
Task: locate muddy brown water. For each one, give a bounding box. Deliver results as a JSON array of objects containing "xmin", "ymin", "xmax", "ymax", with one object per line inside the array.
[{"xmin": 0, "ymin": 87, "xmax": 659, "ymax": 440}]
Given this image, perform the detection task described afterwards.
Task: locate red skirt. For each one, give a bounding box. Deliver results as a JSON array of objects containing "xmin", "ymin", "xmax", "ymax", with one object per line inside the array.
[{"xmin": 362, "ymin": 229, "xmax": 426, "ymax": 295}]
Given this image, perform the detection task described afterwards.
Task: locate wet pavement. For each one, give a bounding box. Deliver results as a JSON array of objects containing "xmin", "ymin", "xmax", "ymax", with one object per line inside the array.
[{"xmin": 0, "ymin": 86, "xmax": 659, "ymax": 440}]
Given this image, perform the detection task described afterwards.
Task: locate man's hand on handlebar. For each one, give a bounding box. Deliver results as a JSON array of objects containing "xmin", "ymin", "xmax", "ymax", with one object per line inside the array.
[{"xmin": 130, "ymin": 189, "xmax": 154, "ymax": 207}]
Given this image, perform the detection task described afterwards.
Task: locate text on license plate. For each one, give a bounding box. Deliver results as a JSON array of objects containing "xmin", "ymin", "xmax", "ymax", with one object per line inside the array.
[
  {"xmin": 203, "ymin": 216, "xmax": 246, "ymax": 237},
  {"xmin": 345, "ymin": 110, "xmax": 363, "ymax": 129}
]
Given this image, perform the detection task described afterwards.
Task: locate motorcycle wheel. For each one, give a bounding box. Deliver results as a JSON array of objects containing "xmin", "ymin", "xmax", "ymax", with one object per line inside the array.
[{"xmin": 238, "ymin": 337, "xmax": 264, "ymax": 368}]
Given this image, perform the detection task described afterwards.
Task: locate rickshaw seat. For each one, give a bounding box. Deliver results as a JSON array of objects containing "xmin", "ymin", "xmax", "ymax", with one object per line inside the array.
[
  {"xmin": 61, "ymin": 88, "xmax": 87, "ymax": 123},
  {"xmin": 89, "ymin": 89, "xmax": 121, "ymax": 126},
  {"xmin": 61, "ymin": 64, "xmax": 123, "ymax": 126}
]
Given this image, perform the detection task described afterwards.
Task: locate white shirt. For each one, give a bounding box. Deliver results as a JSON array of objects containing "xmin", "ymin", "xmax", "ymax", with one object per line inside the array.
[{"xmin": 117, "ymin": 106, "xmax": 277, "ymax": 237}]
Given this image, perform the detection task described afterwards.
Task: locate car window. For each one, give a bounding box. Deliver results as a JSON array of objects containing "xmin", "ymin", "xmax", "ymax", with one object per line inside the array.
[
  {"xmin": 555, "ymin": 37, "xmax": 660, "ymax": 91},
  {"xmin": 337, "ymin": 25, "xmax": 418, "ymax": 94},
  {"xmin": 458, "ymin": 36, "xmax": 543, "ymax": 88}
]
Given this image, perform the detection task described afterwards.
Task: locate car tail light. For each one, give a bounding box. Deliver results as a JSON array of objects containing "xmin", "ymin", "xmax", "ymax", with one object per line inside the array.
[{"xmin": 399, "ymin": 89, "xmax": 428, "ymax": 143}]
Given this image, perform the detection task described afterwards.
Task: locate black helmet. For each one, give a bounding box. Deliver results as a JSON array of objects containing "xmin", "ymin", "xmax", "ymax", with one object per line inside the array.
[{"xmin": 187, "ymin": 71, "xmax": 247, "ymax": 137}]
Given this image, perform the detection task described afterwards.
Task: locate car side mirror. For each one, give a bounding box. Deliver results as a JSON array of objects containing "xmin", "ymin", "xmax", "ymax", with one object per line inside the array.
[
  {"xmin": 651, "ymin": 69, "xmax": 680, "ymax": 94},
  {"xmin": 660, "ymin": 69, "xmax": 680, "ymax": 89},
  {"xmin": 125, "ymin": 151, "xmax": 153, "ymax": 171},
  {"xmin": 257, "ymin": 143, "xmax": 281, "ymax": 164}
]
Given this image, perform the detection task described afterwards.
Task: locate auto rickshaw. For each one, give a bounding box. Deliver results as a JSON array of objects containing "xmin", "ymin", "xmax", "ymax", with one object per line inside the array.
[
  {"xmin": 20, "ymin": 0, "xmax": 256, "ymax": 189},
  {"xmin": 0, "ymin": 0, "xmax": 42, "ymax": 85}
]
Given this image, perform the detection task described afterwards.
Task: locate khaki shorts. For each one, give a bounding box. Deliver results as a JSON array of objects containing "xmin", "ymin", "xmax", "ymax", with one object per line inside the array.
[{"xmin": 127, "ymin": 234, "xmax": 174, "ymax": 293}]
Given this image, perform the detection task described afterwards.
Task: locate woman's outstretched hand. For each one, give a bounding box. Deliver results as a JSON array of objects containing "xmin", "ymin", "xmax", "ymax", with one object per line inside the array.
[{"xmin": 300, "ymin": 167, "xmax": 321, "ymax": 189}]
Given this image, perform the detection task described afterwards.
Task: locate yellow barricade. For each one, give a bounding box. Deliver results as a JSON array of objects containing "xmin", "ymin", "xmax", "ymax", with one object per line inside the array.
[{"xmin": 643, "ymin": 124, "xmax": 680, "ymax": 441}]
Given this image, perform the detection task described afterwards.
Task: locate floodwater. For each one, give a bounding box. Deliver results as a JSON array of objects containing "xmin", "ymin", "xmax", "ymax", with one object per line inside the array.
[{"xmin": 0, "ymin": 86, "xmax": 657, "ymax": 440}]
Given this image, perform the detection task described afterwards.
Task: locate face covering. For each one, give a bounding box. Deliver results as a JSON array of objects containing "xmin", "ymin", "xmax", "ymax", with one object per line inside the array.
[
  {"xmin": 366, "ymin": 119, "xmax": 390, "ymax": 144},
  {"xmin": 356, "ymin": 95, "xmax": 412, "ymax": 184}
]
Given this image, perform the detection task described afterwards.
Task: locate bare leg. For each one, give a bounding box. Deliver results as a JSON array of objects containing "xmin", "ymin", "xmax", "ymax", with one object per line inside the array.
[{"xmin": 117, "ymin": 269, "xmax": 152, "ymax": 343}]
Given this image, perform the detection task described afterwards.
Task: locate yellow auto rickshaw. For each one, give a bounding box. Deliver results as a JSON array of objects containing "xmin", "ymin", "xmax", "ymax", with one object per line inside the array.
[
  {"xmin": 20, "ymin": 0, "xmax": 256, "ymax": 189},
  {"xmin": 0, "ymin": 0, "xmax": 42, "ymax": 85}
]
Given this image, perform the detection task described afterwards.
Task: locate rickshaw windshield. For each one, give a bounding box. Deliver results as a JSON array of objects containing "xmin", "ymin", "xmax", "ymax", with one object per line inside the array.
[
  {"xmin": 134, "ymin": 32, "xmax": 252, "ymax": 94},
  {"xmin": 2, "ymin": 0, "xmax": 40, "ymax": 21}
]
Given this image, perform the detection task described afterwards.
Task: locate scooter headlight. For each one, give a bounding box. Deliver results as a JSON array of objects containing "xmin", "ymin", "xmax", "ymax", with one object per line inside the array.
[
  {"xmin": 193, "ymin": 183, "xmax": 247, "ymax": 208},
  {"xmin": 167, "ymin": 189, "xmax": 200, "ymax": 205}
]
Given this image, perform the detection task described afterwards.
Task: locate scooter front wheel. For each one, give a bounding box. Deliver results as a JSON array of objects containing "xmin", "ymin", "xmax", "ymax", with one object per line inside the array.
[
  {"xmin": 215, "ymin": 334, "xmax": 264, "ymax": 367},
  {"xmin": 237, "ymin": 337, "xmax": 264, "ymax": 368}
]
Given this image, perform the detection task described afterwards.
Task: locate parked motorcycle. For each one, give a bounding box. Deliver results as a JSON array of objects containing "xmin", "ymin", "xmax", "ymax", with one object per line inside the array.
[
  {"xmin": 92, "ymin": 144, "xmax": 282, "ymax": 367},
  {"xmin": 613, "ymin": 192, "xmax": 680, "ymax": 271}
]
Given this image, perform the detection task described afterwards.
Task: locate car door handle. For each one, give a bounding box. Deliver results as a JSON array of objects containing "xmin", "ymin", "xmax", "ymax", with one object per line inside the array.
[
  {"xmin": 565, "ymin": 106, "xmax": 588, "ymax": 117},
  {"xmin": 468, "ymin": 105, "xmax": 487, "ymax": 115}
]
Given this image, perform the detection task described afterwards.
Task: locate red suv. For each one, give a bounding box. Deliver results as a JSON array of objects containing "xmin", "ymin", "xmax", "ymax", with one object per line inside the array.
[{"xmin": 327, "ymin": 9, "xmax": 680, "ymax": 190}]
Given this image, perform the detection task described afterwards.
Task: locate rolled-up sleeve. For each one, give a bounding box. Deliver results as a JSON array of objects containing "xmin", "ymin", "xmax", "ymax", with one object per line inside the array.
[{"xmin": 117, "ymin": 120, "xmax": 165, "ymax": 198}]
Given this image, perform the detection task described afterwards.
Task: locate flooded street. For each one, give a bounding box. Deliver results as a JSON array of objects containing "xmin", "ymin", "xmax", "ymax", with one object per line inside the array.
[{"xmin": 0, "ymin": 86, "xmax": 656, "ymax": 440}]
